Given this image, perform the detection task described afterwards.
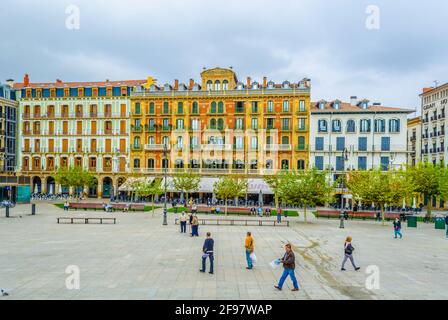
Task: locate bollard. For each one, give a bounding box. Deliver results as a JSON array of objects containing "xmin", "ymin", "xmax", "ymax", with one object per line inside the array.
[
  {"xmin": 32, "ymin": 203, "xmax": 36, "ymax": 215},
  {"xmin": 6, "ymin": 206, "xmax": 9, "ymax": 218}
]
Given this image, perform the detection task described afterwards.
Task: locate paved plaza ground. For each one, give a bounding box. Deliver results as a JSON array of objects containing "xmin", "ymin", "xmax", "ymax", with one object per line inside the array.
[{"xmin": 0, "ymin": 203, "xmax": 447, "ymax": 300}]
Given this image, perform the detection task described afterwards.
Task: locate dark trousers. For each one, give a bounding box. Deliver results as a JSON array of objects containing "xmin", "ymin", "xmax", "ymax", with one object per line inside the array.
[
  {"xmin": 180, "ymin": 221, "xmax": 186, "ymax": 233},
  {"xmin": 192, "ymin": 225, "xmax": 199, "ymax": 236},
  {"xmin": 201, "ymin": 254, "xmax": 214, "ymax": 273}
]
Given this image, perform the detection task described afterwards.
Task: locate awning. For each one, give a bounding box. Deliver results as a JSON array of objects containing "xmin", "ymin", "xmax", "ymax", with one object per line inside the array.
[{"xmin": 118, "ymin": 177, "xmax": 155, "ymax": 191}]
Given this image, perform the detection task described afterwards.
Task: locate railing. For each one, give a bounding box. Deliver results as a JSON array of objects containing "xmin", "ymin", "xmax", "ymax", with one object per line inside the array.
[
  {"xmin": 264, "ymin": 144, "xmax": 292, "ymax": 151},
  {"xmin": 201, "ymin": 144, "xmax": 233, "ymax": 151},
  {"xmin": 131, "ymin": 125, "xmax": 143, "ymax": 133},
  {"xmin": 295, "ymin": 125, "xmax": 308, "ymax": 132},
  {"xmin": 144, "ymin": 144, "xmax": 171, "ymax": 151}
]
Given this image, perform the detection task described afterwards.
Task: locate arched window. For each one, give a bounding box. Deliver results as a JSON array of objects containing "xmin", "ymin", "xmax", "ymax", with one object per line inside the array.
[
  {"xmin": 266, "ymin": 159, "xmax": 273, "ymax": 169},
  {"xmin": 211, "ymin": 102, "xmax": 217, "ymax": 113},
  {"xmin": 389, "ymin": 118, "xmax": 400, "ymax": 133},
  {"xmin": 332, "ymin": 119, "xmax": 342, "ymax": 132},
  {"xmin": 162, "ymin": 136, "xmax": 169, "ymax": 146},
  {"xmin": 282, "ymin": 136, "xmax": 289, "ymax": 145},
  {"xmin": 222, "ymin": 80, "xmax": 229, "ymax": 90},
  {"xmin": 297, "ymin": 136, "xmax": 305, "ymax": 150},
  {"xmin": 210, "ymin": 118, "xmax": 217, "ymax": 129},
  {"xmin": 147, "ymin": 136, "xmax": 155, "ymax": 145},
  {"xmin": 360, "ymin": 119, "xmax": 371, "ymax": 133},
  {"xmin": 134, "ymin": 136, "xmax": 140, "ymax": 147},
  {"xmin": 281, "ymin": 159, "xmax": 289, "ymax": 170},
  {"xmin": 297, "ymin": 160, "xmax": 305, "ymax": 170},
  {"xmin": 218, "ymin": 101, "xmax": 224, "ymax": 113},
  {"xmin": 346, "ymin": 120, "xmax": 356, "ymax": 133},
  {"xmin": 217, "ymin": 118, "xmax": 224, "ymax": 130},
  {"xmin": 147, "ymin": 159, "xmax": 154, "ymax": 169},
  {"xmin": 318, "ymin": 120, "xmax": 328, "ymax": 132},
  {"xmin": 191, "ymin": 101, "xmax": 199, "ymax": 114},
  {"xmin": 206, "ymin": 80, "xmax": 213, "ymax": 90},
  {"xmin": 133, "ymin": 158, "xmax": 140, "ymax": 169},
  {"xmin": 374, "ymin": 119, "xmax": 386, "ymax": 133},
  {"xmin": 214, "ymin": 80, "xmax": 221, "ymax": 91}
]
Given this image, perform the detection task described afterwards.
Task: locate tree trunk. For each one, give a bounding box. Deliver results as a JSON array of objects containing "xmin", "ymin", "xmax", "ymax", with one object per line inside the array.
[
  {"xmin": 151, "ymin": 194, "xmax": 155, "ymax": 217},
  {"xmin": 427, "ymin": 196, "xmax": 433, "ymax": 221},
  {"xmin": 381, "ymin": 204, "xmax": 385, "ymax": 226},
  {"xmin": 186, "ymin": 191, "xmax": 189, "ymax": 210},
  {"xmin": 225, "ymin": 200, "xmax": 228, "ymax": 216},
  {"xmin": 304, "ymin": 205, "xmax": 307, "ymax": 223},
  {"xmin": 275, "ymin": 195, "xmax": 279, "ymax": 210}
]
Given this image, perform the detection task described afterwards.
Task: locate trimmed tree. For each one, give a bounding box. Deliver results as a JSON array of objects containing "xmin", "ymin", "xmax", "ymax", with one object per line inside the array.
[
  {"xmin": 264, "ymin": 172, "xmax": 288, "ymax": 210},
  {"xmin": 280, "ymin": 168, "xmax": 334, "ymax": 223},
  {"xmin": 213, "ymin": 176, "xmax": 248, "ymax": 216},
  {"xmin": 172, "ymin": 170, "xmax": 200, "ymax": 204},
  {"xmin": 132, "ymin": 178, "xmax": 164, "ymax": 216},
  {"xmin": 53, "ymin": 166, "xmax": 96, "ymax": 196},
  {"xmin": 347, "ymin": 168, "xmax": 411, "ymax": 225}
]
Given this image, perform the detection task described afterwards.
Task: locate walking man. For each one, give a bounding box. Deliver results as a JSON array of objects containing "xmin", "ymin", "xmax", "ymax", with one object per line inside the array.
[
  {"xmin": 179, "ymin": 211, "xmax": 187, "ymax": 233},
  {"xmin": 245, "ymin": 232, "xmax": 254, "ymax": 270},
  {"xmin": 274, "ymin": 244, "xmax": 300, "ymax": 291},
  {"xmin": 445, "ymin": 215, "xmax": 448, "ymax": 239},
  {"xmin": 200, "ymin": 232, "xmax": 214, "ymax": 274},
  {"xmin": 276, "ymin": 207, "xmax": 282, "ymax": 223},
  {"xmin": 393, "ymin": 218, "xmax": 403, "ymax": 239},
  {"xmin": 341, "ymin": 236, "xmax": 361, "ymax": 271}
]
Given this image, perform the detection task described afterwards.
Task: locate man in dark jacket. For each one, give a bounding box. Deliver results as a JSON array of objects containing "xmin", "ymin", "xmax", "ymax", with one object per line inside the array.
[
  {"xmin": 445, "ymin": 215, "xmax": 448, "ymax": 239},
  {"xmin": 393, "ymin": 218, "xmax": 403, "ymax": 239},
  {"xmin": 200, "ymin": 232, "xmax": 214, "ymax": 274},
  {"xmin": 274, "ymin": 244, "xmax": 299, "ymax": 291}
]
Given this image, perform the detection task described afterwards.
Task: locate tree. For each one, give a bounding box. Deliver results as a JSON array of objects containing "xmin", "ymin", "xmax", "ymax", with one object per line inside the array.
[
  {"xmin": 53, "ymin": 166, "xmax": 96, "ymax": 196},
  {"xmin": 347, "ymin": 168, "xmax": 411, "ymax": 225},
  {"xmin": 279, "ymin": 168, "xmax": 334, "ymax": 223},
  {"xmin": 407, "ymin": 162, "xmax": 445, "ymax": 218},
  {"xmin": 132, "ymin": 178, "xmax": 164, "ymax": 216},
  {"xmin": 172, "ymin": 170, "xmax": 200, "ymax": 204},
  {"xmin": 264, "ymin": 172, "xmax": 288, "ymax": 210},
  {"xmin": 213, "ymin": 176, "xmax": 248, "ymax": 215}
]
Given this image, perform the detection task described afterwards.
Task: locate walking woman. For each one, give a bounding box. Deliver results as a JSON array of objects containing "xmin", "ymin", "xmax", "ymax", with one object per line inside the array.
[
  {"xmin": 341, "ymin": 236, "xmax": 361, "ymax": 271},
  {"xmin": 191, "ymin": 214, "xmax": 199, "ymax": 237}
]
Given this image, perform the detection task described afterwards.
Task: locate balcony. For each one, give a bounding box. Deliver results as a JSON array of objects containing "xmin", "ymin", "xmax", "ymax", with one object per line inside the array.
[
  {"xmin": 131, "ymin": 125, "xmax": 143, "ymax": 133},
  {"xmin": 161, "ymin": 125, "xmax": 172, "ymax": 132},
  {"xmin": 295, "ymin": 144, "xmax": 308, "ymax": 151},
  {"xmin": 145, "ymin": 124, "xmax": 157, "ymax": 132},
  {"xmin": 201, "ymin": 144, "xmax": 232, "ymax": 151},
  {"xmin": 90, "ymin": 112, "xmax": 98, "ymax": 118},
  {"xmin": 46, "ymin": 112, "xmax": 55, "ymax": 118},
  {"xmin": 264, "ymin": 144, "xmax": 292, "ymax": 152},
  {"xmin": 296, "ymin": 109, "xmax": 307, "ymax": 115},
  {"xmin": 144, "ymin": 144, "xmax": 171, "ymax": 151},
  {"xmin": 295, "ymin": 125, "xmax": 308, "ymax": 132},
  {"xmin": 281, "ymin": 126, "xmax": 291, "ymax": 132}
]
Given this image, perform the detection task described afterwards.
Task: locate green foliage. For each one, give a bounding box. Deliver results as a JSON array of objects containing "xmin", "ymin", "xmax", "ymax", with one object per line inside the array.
[
  {"xmin": 172, "ymin": 170, "xmax": 200, "ymax": 201},
  {"xmin": 278, "ymin": 168, "xmax": 334, "ymax": 222},
  {"xmin": 132, "ymin": 178, "xmax": 165, "ymax": 215},
  {"xmin": 213, "ymin": 176, "xmax": 248, "ymax": 215},
  {"xmin": 52, "ymin": 166, "xmax": 96, "ymax": 191}
]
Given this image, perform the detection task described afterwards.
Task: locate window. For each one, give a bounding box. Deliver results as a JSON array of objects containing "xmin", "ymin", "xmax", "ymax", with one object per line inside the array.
[
  {"xmin": 315, "ymin": 156, "xmax": 324, "ymax": 170},
  {"xmin": 162, "ymin": 136, "xmax": 169, "ymax": 146},
  {"xmin": 315, "ymin": 137, "xmax": 324, "ymax": 151},
  {"xmin": 360, "ymin": 119, "xmax": 371, "ymax": 133},
  {"xmin": 318, "ymin": 120, "xmax": 328, "ymax": 132},
  {"xmin": 192, "ymin": 101, "xmax": 199, "ymax": 114},
  {"xmin": 374, "ymin": 119, "xmax": 386, "ymax": 133},
  {"xmin": 214, "ymin": 80, "xmax": 221, "ymax": 91},
  {"xmin": 133, "ymin": 158, "xmax": 140, "ymax": 169},
  {"xmin": 217, "ymin": 118, "xmax": 224, "ymax": 130},
  {"xmin": 381, "ymin": 156, "xmax": 389, "ymax": 171},
  {"xmin": 389, "ymin": 119, "xmax": 400, "ymax": 133},
  {"xmin": 177, "ymin": 102, "xmax": 184, "ymax": 114},
  {"xmin": 297, "ymin": 136, "xmax": 305, "ymax": 150},
  {"xmin": 336, "ymin": 156, "xmax": 345, "ymax": 171},
  {"xmin": 177, "ymin": 136, "xmax": 183, "ymax": 149},
  {"xmin": 332, "ymin": 119, "xmax": 342, "ymax": 133},
  {"xmin": 148, "ymin": 136, "xmax": 155, "ymax": 145},
  {"xmin": 282, "ymin": 118, "xmax": 290, "ymax": 130},
  {"xmin": 358, "ymin": 137, "xmax": 367, "ymax": 151},
  {"xmin": 336, "ymin": 137, "xmax": 345, "ymax": 151},
  {"xmin": 299, "ymin": 100, "xmax": 306, "ymax": 112},
  {"xmin": 222, "ymin": 80, "xmax": 229, "ymax": 90},
  {"xmin": 282, "ymin": 136, "xmax": 290, "ymax": 145},
  {"xmin": 218, "ymin": 101, "xmax": 224, "ymax": 113},
  {"xmin": 162, "ymin": 118, "xmax": 170, "ymax": 129},
  {"xmin": 191, "ymin": 119, "xmax": 200, "ymax": 130},
  {"xmin": 282, "ymin": 100, "xmax": 290, "ymax": 112},
  {"xmin": 267, "ymin": 100, "xmax": 274, "ymax": 113},
  {"xmin": 149, "ymin": 102, "xmax": 155, "ymax": 114},
  {"xmin": 251, "ymin": 101, "xmax": 258, "ymax": 113},
  {"xmin": 298, "ymin": 118, "xmax": 306, "ymax": 130},
  {"xmin": 176, "ymin": 119, "xmax": 184, "ymax": 130},
  {"xmin": 381, "ymin": 137, "xmax": 390, "ymax": 151},
  {"xmin": 235, "ymin": 101, "xmax": 244, "ymax": 113},
  {"xmin": 234, "ymin": 137, "xmax": 244, "ymax": 150},
  {"xmin": 251, "ymin": 118, "xmax": 258, "ymax": 130},
  {"xmin": 346, "ymin": 120, "xmax": 356, "ymax": 133},
  {"xmin": 358, "ymin": 156, "xmax": 367, "ymax": 170},
  {"xmin": 134, "ymin": 136, "xmax": 140, "ymax": 147},
  {"xmin": 211, "ymin": 102, "xmax": 217, "ymax": 113},
  {"xmin": 235, "ymin": 118, "xmax": 244, "ymax": 130},
  {"xmin": 147, "ymin": 159, "xmax": 154, "ymax": 169},
  {"xmin": 210, "ymin": 119, "xmax": 216, "ymax": 129},
  {"xmin": 297, "ymin": 160, "xmax": 305, "ymax": 170},
  {"xmin": 206, "ymin": 80, "xmax": 213, "ymax": 91},
  {"xmin": 135, "ymin": 102, "xmax": 141, "ymax": 114},
  {"xmin": 281, "ymin": 160, "xmax": 289, "ymax": 170},
  {"xmin": 266, "ymin": 118, "xmax": 274, "ymax": 130},
  {"xmin": 163, "ymin": 102, "xmax": 169, "ymax": 114},
  {"xmin": 250, "ymin": 137, "xmax": 258, "ymax": 149}
]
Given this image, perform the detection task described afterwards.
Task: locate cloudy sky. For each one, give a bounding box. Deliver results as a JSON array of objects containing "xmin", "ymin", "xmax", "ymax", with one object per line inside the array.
[{"xmin": 1, "ymin": 0, "xmax": 447, "ymax": 113}]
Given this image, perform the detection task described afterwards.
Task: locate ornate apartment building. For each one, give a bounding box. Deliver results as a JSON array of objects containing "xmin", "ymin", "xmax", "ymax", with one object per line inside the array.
[
  {"xmin": 407, "ymin": 116, "xmax": 422, "ymax": 166},
  {"xmin": 309, "ymin": 97, "xmax": 412, "ymax": 176},
  {"xmin": 129, "ymin": 68, "xmax": 311, "ymax": 178},
  {"xmin": 14, "ymin": 75, "xmax": 146, "ymax": 198},
  {"xmin": 420, "ymin": 83, "xmax": 448, "ymax": 165}
]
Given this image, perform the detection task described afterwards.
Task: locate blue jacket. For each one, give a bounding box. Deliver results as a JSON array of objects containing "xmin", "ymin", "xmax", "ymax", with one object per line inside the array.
[
  {"xmin": 203, "ymin": 238, "xmax": 214, "ymax": 254},
  {"xmin": 445, "ymin": 216, "xmax": 448, "ymax": 225}
]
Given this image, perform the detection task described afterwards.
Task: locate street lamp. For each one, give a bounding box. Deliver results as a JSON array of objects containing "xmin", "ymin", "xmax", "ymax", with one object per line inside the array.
[{"xmin": 163, "ymin": 143, "xmax": 168, "ymax": 226}]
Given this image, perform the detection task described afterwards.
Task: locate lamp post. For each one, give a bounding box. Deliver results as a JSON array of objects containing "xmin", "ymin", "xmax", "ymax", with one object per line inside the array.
[{"xmin": 163, "ymin": 143, "xmax": 168, "ymax": 226}]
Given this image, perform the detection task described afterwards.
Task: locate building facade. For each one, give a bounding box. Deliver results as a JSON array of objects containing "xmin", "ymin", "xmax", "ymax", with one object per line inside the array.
[
  {"xmin": 14, "ymin": 75, "xmax": 146, "ymax": 198},
  {"xmin": 130, "ymin": 68, "xmax": 311, "ymax": 179},
  {"xmin": 309, "ymin": 97, "xmax": 412, "ymax": 177},
  {"xmin": 407, "ymin": 116, "xmax": 422, "ymax": 166},
  {"xmin": 420, "ymin": 83, "xmax": 448, "ymax": 165},
  {"xmin": 0, "ymin": 81, "xmax": 18, "ymax": 172}
]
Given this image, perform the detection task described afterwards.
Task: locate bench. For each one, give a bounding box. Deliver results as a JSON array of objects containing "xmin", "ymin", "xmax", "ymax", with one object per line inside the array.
[
  {"xmin": 57, "ymin": 217, "xmax": 116, "ymax": 224},
  {"xmin": 317, "ymin": 209, "xmax": 400, "ymax": 221},
  {"xmin": 175, "ymin": 218, "xmax": 289, "ymax": 227},
  {"xmin": 194, "ymin": 206, "xmax": 259, "ymax": 216},
  {"xmin": 68, "ymin": 203, "xmax": 145, "ymax": 212}
]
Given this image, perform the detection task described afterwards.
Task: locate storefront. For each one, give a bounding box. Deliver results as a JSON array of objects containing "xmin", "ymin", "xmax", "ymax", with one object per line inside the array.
[{"xmin": 0, "ymin": 175, "xmax": 31, "ymax": 203}]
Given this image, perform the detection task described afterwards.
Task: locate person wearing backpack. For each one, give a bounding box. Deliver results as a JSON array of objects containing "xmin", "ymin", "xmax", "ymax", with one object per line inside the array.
[
  {"xmin": 245, "ymin": 232, "xmax": 255, "ymax": 270},
  {"xmin": 341, "ymin": 236, "xmax": 360, "ymax": 271}
]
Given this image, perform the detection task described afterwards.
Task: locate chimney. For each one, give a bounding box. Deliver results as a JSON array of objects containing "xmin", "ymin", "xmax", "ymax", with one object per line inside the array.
[
  {"xmin": 247, "ymin": 77, "xmax": 251, "ymax": 87},
  {"xmin": 174, "ymin": 79, "xmax": 179, "ymax": 90},
  {"xmin": 373, "ymin": 102, "xmax": 381, "ymax": 106},
  {"xmin": 24, "ymin": 74, "xmax": 30, "ymax": 87},
  {"xmin": 350, "ymin": 96, "xmax": 358, "ymax": 106},
  {"xmin": 422, "ymin": 87, "xmax": 433, "ymax": 94},
  {"xmin": 263, "ymin": 77, "xmax": 267, "ymax": 88},
  {"xmin": 188, "ymin": 79, "xmax": 194, "ymax": 90}
]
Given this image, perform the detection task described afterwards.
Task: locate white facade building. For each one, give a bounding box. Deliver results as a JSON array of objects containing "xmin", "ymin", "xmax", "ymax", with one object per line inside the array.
[{"xmin": 309, "ymin": 97, "xmax": 413, "ymax": 180}]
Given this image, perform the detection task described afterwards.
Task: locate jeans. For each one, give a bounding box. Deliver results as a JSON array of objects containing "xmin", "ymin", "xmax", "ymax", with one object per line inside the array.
[
  {"xmin": 180, "ymin": 221, "xmax": 186, "ymax": 233},
  {"xmin": 64, "ymin": 206, "xmax": 69, "ymax": 211},
  {"xmin": 394, "ymin": 228, "xmax": 403, "ymax": 239},
  {"xmin": 446, "ymin": 226, "xmax": 448, "ymax": 238},
  {"xmin": 191, "ymin": 225, "xmax": 199, "ymax": 237},
  {"xmin": 245, "ymin": 250, "xmax": 253, "ymax": 269},
  {"xmin": 278, "ymin": 268, "xmax": 299, "ymax": 289},
  {"xmin": 201, "ymin": 254, "xmax": 214, "ymax": 273},
  {"xmin": 277, "ymin": 214, "xmax": 281, "ymax": 223},
  {"xmin": 341, "ymin": 254, "xmax": 357, "ymax": 269}
]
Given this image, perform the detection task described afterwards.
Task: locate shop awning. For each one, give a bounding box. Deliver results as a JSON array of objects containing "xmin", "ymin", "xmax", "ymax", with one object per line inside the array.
[{"xmin": 118, "ymin": 177, "xmax": 155, "ymax": 191}]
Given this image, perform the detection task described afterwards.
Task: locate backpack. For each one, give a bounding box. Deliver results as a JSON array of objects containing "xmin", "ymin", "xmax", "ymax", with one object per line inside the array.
[{"xmin": 344, "ymin": 243, "xmax": 354, "ymax": 255}]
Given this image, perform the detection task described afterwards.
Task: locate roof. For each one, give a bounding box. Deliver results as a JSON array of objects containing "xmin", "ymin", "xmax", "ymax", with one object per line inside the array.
[
  {"xmin": 311, "ymin": 101, "xmax": 414, "ymax": 114},
  {"xmin": 13, "ymin": 79, "xmax": 147, "ymax": 89},
  {"xmin": 419, "ymin": 82, "xmax": 448, "ymax": 96}
]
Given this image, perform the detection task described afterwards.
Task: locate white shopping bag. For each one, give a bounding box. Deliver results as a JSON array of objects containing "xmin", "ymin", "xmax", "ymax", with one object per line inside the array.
[
  {"xmin": 269, "ymin": 258, "xmax": 281, "ymax": 269},
  {"xmin": 250, "ymin": 252, "xmax": 257, "ymax": 263}
]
